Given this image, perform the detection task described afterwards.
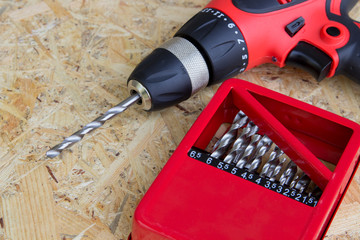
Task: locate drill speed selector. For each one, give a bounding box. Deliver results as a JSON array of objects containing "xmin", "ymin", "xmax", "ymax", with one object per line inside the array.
[{"xmin": 176, "ymin": 8, "xmax": 249, "ymax": 84}]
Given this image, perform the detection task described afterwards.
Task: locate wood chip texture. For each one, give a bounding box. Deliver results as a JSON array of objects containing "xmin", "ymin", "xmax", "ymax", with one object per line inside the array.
[{"xmin": 0, "ymin": 0, "xmax": 359, "ymax": 239}]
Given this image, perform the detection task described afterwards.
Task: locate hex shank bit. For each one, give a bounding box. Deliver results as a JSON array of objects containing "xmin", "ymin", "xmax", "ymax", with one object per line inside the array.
[{"xmin": 46, "ymin": 94, "xmax": 141, "ymax": 158}]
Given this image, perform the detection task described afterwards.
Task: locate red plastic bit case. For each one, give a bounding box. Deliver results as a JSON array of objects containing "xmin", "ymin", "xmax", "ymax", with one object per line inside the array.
[{"xmin": 130, "ymin": 79, "xmax": 360, "ymax": 240}]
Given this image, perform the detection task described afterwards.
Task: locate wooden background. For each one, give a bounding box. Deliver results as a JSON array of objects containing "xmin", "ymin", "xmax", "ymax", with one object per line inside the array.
[{"xmin": 0, "ymin": 0, "xmax": 359, "ymax": 239}]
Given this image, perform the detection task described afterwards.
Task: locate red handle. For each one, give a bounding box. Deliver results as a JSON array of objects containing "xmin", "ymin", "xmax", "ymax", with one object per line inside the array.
[{"xmin": 206, "ymin": 0, "xmax": 358, "ymax": 81}]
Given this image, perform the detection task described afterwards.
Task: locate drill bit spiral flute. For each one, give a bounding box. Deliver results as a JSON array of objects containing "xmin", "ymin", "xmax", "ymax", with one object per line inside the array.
[{"xmin": 46, "ymin": 94, "xmax": 140, "ymax": 158}]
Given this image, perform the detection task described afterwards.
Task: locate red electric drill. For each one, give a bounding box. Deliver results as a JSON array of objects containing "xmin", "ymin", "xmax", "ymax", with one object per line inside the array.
[
  {"xmin": 128, "ymin": 0, "xmax": 360, "ymax": 111},
  {"xmin": 47, "ymin": 0, "xmax": 360, "ymax": 157}
]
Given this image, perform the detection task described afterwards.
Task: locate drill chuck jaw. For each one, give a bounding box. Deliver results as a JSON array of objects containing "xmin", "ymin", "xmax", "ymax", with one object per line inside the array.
[{"xmin": 127, "ymin": 80, "xmax": 152, "ymax": 111}]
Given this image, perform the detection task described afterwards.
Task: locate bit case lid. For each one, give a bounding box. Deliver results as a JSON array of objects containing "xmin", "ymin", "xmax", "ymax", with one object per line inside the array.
[{"xmin": 130, "ymin": 79, "xmax": 360, "ymax": 240}]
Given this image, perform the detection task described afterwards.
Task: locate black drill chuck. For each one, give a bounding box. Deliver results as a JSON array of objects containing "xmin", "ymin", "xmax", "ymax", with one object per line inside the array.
[
  {"xmin": 127, "ymin": 8, "xmax": 249, "ymax": 111},
  {"xmin": 128, "ymin": 37, "xmax": 209, "ymax": 111}
]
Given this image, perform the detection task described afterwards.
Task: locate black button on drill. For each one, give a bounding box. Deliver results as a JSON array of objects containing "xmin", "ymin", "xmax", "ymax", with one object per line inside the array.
[{"xmin": 285, "ymin": 17, "xmax": 305, "ymax": 37}]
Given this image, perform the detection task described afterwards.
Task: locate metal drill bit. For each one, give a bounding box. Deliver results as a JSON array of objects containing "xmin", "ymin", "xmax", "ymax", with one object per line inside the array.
[
  {"xmin": 279, "ymin": 161, "xmax": 298, "ymax": 186},
  {"xmin": 223, "ymin": 121, "xmax": 258, "ymax": 164},
  {"xmin": 290, "ymin": 175, "xmax": 300, "ymax": 189},
  {"xmin": 269, "ymin": 157, "xmax": 286, "ymax": 181},
  {"xmin": 246, "ymin": 145, "xmax": 269, "ymax": 172},
  {"xmin": 259, "ymin": 146, "xmax": 284, "ymax": 178},
  {"xmin": 211, "ymin": 111, "xmax": 248, "ymax": 159},
  {"xmin": 247, "ymin": 135, "xmax": 273, "ymax": 172},
  {"xmin": 222, "ymin": 127, "xmax": 250, "ymax": 163},
  {"xmin": 294, "ymin": 173, "xmax": 311, "ymax": 193},
  {"xmin": 308, "ymin": 186, "xmax": 322, "ymax": 198},
  {"xmin": 235, "ymin": 134, "xmax": 262, "ymax": 168},
  {"xmin": 46, "ymin": 94, "xmax": 141, "ymax": 158}
]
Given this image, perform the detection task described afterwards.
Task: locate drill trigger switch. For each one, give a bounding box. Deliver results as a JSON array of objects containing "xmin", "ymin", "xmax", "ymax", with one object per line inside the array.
[
  {"xmin": 285, "ymin": 16, "xmax": 305, "ymax": 37},
  {"xmin": 285, "ymin": 42, "xmax": 332, "ymax": 81}
]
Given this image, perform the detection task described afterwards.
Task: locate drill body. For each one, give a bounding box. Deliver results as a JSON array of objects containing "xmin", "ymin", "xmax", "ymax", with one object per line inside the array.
[{"xmin": 128, "ymin": 0, "xmax": 360, "ymax": 111}]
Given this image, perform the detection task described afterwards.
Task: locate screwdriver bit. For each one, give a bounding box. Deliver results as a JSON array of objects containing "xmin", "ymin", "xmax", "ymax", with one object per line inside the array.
[
  {"xmin": 211, "ymin": 111, "xmax": 248, "ymax": 159},
  {"xmin": 46, "ymin": 94, "xmax": 141, "ymax": 158}
]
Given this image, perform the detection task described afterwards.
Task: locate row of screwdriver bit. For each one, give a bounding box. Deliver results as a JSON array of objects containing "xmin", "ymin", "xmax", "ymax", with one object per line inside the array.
[{"xmin": 209, "ymin": 110, "xmax": 322, "ymax": 198}]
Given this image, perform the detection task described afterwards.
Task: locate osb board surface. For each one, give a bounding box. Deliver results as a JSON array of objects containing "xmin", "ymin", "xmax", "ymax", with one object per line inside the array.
[{"xmin": 0, "ymin": 0, "xmax": 359, "ymax": 239}]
